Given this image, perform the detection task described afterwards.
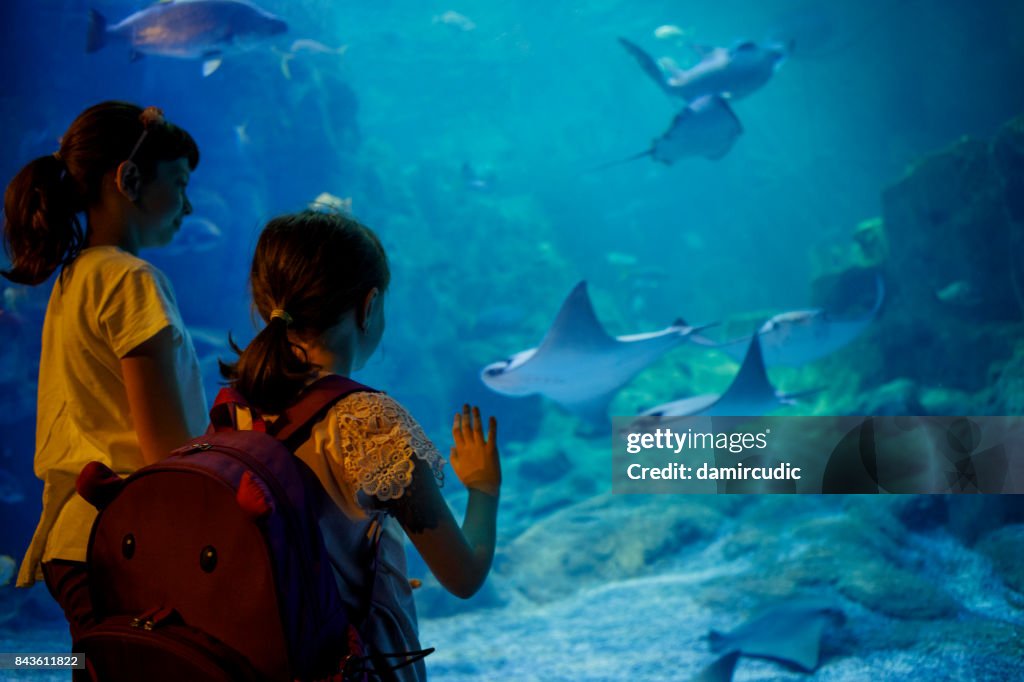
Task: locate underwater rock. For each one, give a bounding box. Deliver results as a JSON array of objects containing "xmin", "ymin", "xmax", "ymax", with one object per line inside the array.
[
  {"xmin": 837, "ymin": 561, "xmax": 958, "ymax": 619},
  {"xmin": 976, "ymin": 524, "xmax": 1024, "ymax": 596},
  {"xmin": 991, "ymin": 114, "xmax": 1024, "ymax": 224},
  {"xmin": 852, "ymin": 217, "xmax": 889, "ymax": 268},
  {"xmin": 874, "ymin": 128, "xmax": 1023, "ymax": 390},
  {"xmin": 783, "ymin": 514, "xmax": 906, "ymax": 587},
  {"xmin": 497, "ymin": 494, "xmax": 723, "ymax": 603}
]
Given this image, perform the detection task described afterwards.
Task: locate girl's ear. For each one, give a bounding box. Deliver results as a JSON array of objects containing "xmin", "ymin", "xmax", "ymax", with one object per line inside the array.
[
  {"xmin": 360, "ymin": 287, "xmax": 380, "ymax": 332},
  {"xmin": 116, "ymin": 160, "xmax": 142, "ymax": 202}
]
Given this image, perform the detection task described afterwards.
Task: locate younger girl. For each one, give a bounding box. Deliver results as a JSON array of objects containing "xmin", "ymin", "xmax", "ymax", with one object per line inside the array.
[
  {"xmin": 2, "ymin": 102, "xmax": 208, "ymax": 642},
  {"xmin": 221, "ymin": 210, "xmax": 501, "ymax": 681}
]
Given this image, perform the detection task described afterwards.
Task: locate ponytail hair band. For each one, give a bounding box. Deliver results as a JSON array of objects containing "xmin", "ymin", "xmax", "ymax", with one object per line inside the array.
[
  {"xmin": 127, "ymin": 106, "xmax": 167, "ymax": 162},
  {"xmin": 270, "ymin": 308, "xmax": 293, "ymax": 326}
]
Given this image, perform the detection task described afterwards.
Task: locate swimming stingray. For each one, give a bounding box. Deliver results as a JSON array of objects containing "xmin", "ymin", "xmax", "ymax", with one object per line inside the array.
[
  {"xmin": 480, "ymin": 281, "xmax": 707, "ymax": 423},
  {"xmin": 708, "ymin": 598, "xmax": 846, "ymax": 672},
  {"xmin": 691, "ymin": 651, "xmax": 740, "ymax": 682},
  {"xmin": 637, "ymin": 333, "xmax": 819, "ymax": 418},
  {"xmin": 619, "ymin": 37, "xmax": 788, "ymax": 102},
  {"xmin": 697, "ymin": 273, "xmax": 885, "ymax": 367},
  {"xmin": 597, "ymin": 94, "xmax": 743, "ymax": 170}
]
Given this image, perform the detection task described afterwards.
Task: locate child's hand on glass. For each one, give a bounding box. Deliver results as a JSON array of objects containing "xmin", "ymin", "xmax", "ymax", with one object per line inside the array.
[{"xmin": 450, "ymin": 404, "xmax": 501, "ymax": 497}]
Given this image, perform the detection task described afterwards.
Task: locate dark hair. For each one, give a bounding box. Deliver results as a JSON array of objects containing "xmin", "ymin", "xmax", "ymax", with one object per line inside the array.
[
  {"xmin": 2, "ymin": 101, "xmax": 200, "ymax": 285},
  {"xmin": 221, "ymin": 210, "xmax": 391, "ymax": 413}
]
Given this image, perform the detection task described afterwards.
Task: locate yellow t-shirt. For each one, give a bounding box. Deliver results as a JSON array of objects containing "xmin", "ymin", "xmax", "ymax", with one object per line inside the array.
[{"xmin": 16, "ymin": 246, "xmax": 208, "ymax": 587}]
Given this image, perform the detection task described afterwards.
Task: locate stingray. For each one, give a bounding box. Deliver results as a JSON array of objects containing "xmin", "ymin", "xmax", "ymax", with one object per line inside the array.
[
  {"xmin": 700, "ymin": 273, "xmax": 885, "ymax": 367},
  {"xmin": 596, "ymin": 94, "xmax": 743, "ymax": 170},
  {"xmin": 480, "ymin": 281, "xmax": 706, "ymax": 423},
  {"xmin": 637, "ymin": 333, "xmax": 820, "ymax": 419},
  {"xmin": 618, "ymin": 37, "xmax": 788, "ymax": 102},
  {"xmin": 708, "ymin": 598, "xmax": 846, "ymax": 672},
  {"xmin": 690, "ymin": 651, "xmax": 740, "ymax": 682}
]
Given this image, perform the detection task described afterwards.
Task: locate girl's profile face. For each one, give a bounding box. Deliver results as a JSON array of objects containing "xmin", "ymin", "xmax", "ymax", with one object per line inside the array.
[
  {"xmin": 368, "ymin": 291, "xmax": 386, "ymax": 348},
  {"xmin": 354, "ymin": 289, "xmax": 386, "ymax": 371},
  {"xmin": 137, "ymin": 157, "xmax": 192, "ymax": 249}
]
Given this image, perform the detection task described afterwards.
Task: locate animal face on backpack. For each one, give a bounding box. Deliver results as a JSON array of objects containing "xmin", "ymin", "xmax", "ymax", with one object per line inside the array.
[{"xmin": 83, "ymin": 456, "xmax": 288, "ymax": 677}]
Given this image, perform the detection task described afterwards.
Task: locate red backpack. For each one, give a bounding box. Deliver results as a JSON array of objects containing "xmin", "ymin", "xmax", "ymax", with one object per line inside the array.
[{"xmin": 75, "ymin": 376, "xmax": 429, "ymax": 681}]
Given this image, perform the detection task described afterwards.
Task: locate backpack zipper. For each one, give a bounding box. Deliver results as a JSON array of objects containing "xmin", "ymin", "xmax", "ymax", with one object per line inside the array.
[{"xmin": 200, "ymin": 442, "xmax": 323, "ymax": 626}]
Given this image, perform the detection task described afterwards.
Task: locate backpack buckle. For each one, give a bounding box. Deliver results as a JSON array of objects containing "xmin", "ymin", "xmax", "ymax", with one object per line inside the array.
[
  {"xmin": 173, "ymin": 442, "xmax": 213, "ymax": 456},
  {"xmin": 129, "ymin": 607, "xmax": 180, "ymax": 631}
]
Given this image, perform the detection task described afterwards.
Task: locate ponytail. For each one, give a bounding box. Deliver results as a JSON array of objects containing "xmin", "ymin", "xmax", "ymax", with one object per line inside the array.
[
  {"xmin": 2, "ymin": 154, "xmax": 85, "ymax": 285},
  {"xmin": 223, "ymin": 316, "xmax": 319, "ymax": 415}
]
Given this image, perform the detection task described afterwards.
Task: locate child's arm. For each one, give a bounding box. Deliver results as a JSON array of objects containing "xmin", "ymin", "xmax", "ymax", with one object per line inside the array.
[
  {"xmin": 387, "ymin": 405, "xmax": 501, "ymax": 599},
  {"xmin": 122, "ymin": 326, "xmax": 195, "ymax": 465}
]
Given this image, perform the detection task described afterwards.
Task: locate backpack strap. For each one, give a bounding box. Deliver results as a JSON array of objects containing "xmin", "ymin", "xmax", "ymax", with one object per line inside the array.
[
  {"xmin": 208, "ymin": 387, "xmax": 267, "ymax": 434},
  {"xmin": 207, "ymin": 375, "xmax": 380, "ymax": 449},
  {"xmin": 272, "ymin": 375, "xmax": 380, "ymax": 450}
]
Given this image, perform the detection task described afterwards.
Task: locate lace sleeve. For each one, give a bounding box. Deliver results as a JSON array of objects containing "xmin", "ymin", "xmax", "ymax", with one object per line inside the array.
[{"xmin": 335, "ymin": 392, "xmax": 446, "ymax": 503}]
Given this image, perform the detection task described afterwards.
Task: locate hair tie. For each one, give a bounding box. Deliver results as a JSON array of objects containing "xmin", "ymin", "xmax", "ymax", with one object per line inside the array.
[
  {"xmin": 270, "ymin": 308, "xmax": 293, "ymax": 326},
  {"xmin": 127, "ymin": 106, "xmax": 166, "ymax": 162}
]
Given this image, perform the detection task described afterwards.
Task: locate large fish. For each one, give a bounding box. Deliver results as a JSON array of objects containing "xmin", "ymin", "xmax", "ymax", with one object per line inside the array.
[
  {"xmin": 636, "ymin": 333, "xmax": 820, "ymax": 419},
  {"xmin": 699, "ymin": 274, "xmax": 885, "ymax": 367},
  {"xmin": 708, "ymin": 598, "xmax": 846, "ymax": 672},
  {"xmin": 86, "ymin": 0, "xmax": 288, "ymax": 77},
  {"xmin": 597, "ymin": 94, "xmax": 742, "ymax": 170},
  {"xmin": 480, "ymin": 282, "xmax": 706, "ymax": 424},
  {"xmin": 619, "ymin": 37, "xmax": 788, "ymax": 102}
]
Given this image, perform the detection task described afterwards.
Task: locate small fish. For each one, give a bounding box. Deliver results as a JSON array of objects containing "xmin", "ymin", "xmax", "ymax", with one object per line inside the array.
[
  {"xmin": 597, "ymin": 94, "xmax": 742, "ymax": 170},
  {"xmin": 277, "ymin": 39, "xmax": 348, "ymax": 79},
  {"xmin": 461, "ymin": 162, "xmax": 496, "ymax": 192},
  {"xmin": 163, "ymin": 217, "xmax": 224, "ymax": 256},
  {"xmin": 0, "ymin": 555, "xmax": 14, "ymax": 587},
  {"xmin": 935, "ymin": 279, "xmax": 983, "ymax": 307},
  {"xmin": 709, "ymin": 598, "xmax": 846, "ymax": 672},
  {"xmin": 605, "ymin": 251, "xmax": 639, "ymax": 267},
  {"xmin": 86, "ymin": 0, "xmax": 288, "ymax": 77},
  {"xmin": 234, "ymin": 122, "xmax": 251, "ymax": 147},
  {"xmin": 186, "ymin": 326, "xmax": 231, "ymax": 356},
  {"xmin": 289, "ymin": 38, "xmax": 348, "ymax": 55},
  {"xmin": 619, "ymin": 37, "xmax": 788, "ymax": 102},
  {"xmin": 310, "ymin": 192, "xmax": 353, "ymax": 214},
  {"xmin": 654, "ymin": 24, "xmax": 690, "ymax": 40},
  {"xmin": 433, "ymin": 10, "xmax": 476, "ymax": 32}
]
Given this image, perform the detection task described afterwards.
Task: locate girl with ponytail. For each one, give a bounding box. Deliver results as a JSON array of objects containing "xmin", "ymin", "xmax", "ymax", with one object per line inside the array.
[
  {"xmin": 3, "ymin": 102, "xmax": 208, "ymax": 648},
  {"xmin": 222, "ymin": 210, "xmax": 502, "ymax": 681}
]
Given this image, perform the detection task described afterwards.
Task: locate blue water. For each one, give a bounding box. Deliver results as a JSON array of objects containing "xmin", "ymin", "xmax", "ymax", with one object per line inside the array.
[{"xmin": 2, "ymin": 0, "xmax": 1024, "ymax": 679}]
